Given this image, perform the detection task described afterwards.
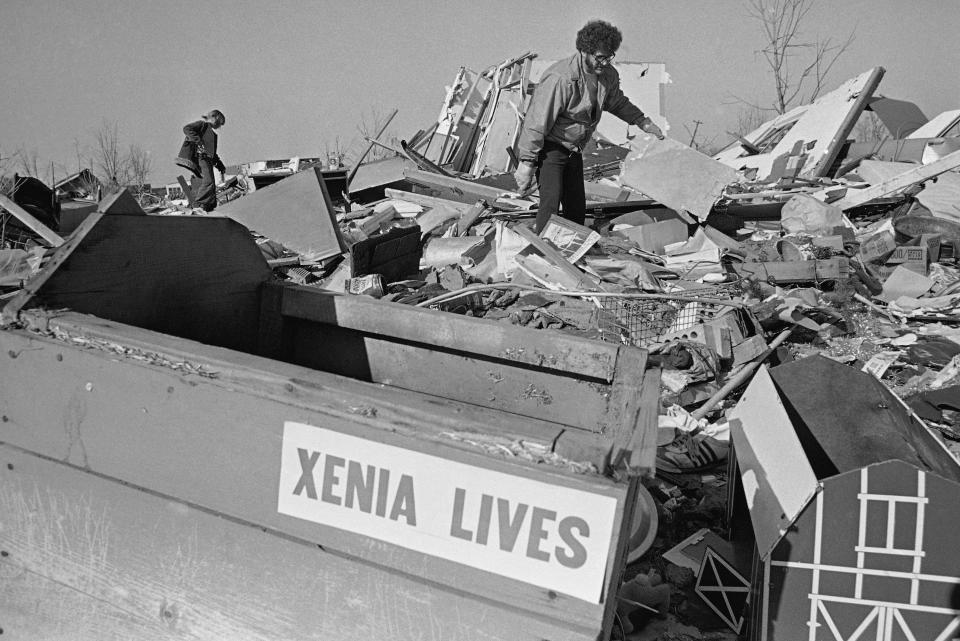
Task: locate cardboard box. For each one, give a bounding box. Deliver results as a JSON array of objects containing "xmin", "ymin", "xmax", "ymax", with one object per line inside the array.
[
  {"xmin": 859, "ymin": 230, "xmax": 896, "ymax": 263},
  {"xmin": 882, "ymin": 245, "xmax": 928, "ymax": 276},
  {"xmin": 616, "ymin": 219, "xmax": 688, "ymax": 254}
]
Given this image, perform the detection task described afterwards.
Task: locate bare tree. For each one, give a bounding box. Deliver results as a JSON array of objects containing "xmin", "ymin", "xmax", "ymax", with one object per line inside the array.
[
  {"xmin": 736, "ymin": 103, "xmax": 769, "ymax": 137},
  {"xmin": 14, "ymin": 146, "xmax": 43, "ymax": 180},
  {"xmin": 92, "ymin": 120, "xmax": 131, "ymax": 191},
  {"xmin": 349, "ymin": 106, "xmax": 400, "ymax": 165},
  {"xmin": 746, "ymin": 0, "xmax": 855, "ymax": 114},
  {"xmin": 128, "ymin": 144, "xmax": 153, "ymax": 192}
]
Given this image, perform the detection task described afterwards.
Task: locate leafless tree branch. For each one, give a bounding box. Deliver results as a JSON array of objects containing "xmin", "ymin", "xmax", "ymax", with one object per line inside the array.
[{"xmin": 746, "ymin": 0, "xmax": 855, "ymax": 114}]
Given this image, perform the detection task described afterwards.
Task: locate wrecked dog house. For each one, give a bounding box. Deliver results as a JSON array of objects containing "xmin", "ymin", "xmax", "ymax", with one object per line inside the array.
[{"xmin": 2, "ymin": 49, "xmax": 960, "ymax": 641}]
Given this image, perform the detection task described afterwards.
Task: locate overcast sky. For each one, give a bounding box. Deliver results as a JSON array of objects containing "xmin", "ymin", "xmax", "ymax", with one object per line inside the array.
[{"xmin": 1, "ymin": 0, "xmax": 958, "ymax": 186}]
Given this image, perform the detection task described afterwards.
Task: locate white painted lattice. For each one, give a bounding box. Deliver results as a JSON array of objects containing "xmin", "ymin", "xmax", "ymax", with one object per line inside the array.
[{"xmin": 765, "ymin": 468, "xmax": 960, "ymax": 641}]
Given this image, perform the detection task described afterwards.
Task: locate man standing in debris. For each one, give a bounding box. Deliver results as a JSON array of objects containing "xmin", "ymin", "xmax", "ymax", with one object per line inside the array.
[
  {"xmin": 177, "ymin": 109, "xmax": 227, "ymax": 212},
  {"xmin": 514, "ymin": 20, "xmax": 663, "ymax": 232}
]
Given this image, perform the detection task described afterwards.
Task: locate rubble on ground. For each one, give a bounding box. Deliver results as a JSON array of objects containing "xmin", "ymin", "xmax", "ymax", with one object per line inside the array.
[{"xmin": 3, "ymin": 53, "xmax": 960, "ymax": 640}]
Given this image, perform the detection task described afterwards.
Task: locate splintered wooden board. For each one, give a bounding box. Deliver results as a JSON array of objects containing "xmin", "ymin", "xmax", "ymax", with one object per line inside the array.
[
  {"xmin": 219, "ymin": 166, "xmax": 345, "ymax": 260},
  {"xmin": 268, "ymin": 284, "xmax": 651, "ymax": 438},
  {"xmin": 1, "ymin": 213, "xmax": 270, "ymax": 353}
]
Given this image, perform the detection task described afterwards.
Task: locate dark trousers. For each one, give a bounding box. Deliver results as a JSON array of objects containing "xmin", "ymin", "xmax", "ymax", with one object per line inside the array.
[
  {"xmin": 534, "ymin": 140, "xmax": 586, "ymax": 233},
  {"xmin": 193, "ymin": 159, "xmax": 217, "ymax": 212}
]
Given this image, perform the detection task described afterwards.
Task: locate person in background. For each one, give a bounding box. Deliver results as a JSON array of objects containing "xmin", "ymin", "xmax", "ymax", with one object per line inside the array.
[
  {"xmin": 176, "ymin": 109, "xmax": 227, "ymax": 212},
  {"xmin": 513, "ymin": 20, "xmax": 664, "ymax": 232}
]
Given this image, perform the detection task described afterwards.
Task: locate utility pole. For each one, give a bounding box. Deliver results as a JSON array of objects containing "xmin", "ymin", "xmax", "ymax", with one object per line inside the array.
[{"xmin": 688, "ymin": 120, "xmax": 703, "ymax": 148}]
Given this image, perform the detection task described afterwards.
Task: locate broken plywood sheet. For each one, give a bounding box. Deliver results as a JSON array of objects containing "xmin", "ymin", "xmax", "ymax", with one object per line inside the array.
[
  {"xmin": 728, "ymin": 366, "xmax": 818, "ymax": 559},
  {"xmin": 219, "ymin": 166, "xmax": 345, "ymax": 260},
  {"xmin": 528, "ymin": 61, "xmax": 669, "ymax": 145},
  {"xmin": 907, "ymin": 108, "xmax": 960, "ymax": 138},
  {"xmin": 714, "ymin": 67, "xmax": 885, "ymax": 180},
  {"xmin": 619, "ymin": 133, "xmax": 738, "ymax": 220}
]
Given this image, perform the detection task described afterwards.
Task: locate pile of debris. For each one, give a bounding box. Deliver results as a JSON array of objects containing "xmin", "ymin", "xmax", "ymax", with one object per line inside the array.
[{"xmin": 4, "ymin": 53, "xmax": 960, "ymax": 640}]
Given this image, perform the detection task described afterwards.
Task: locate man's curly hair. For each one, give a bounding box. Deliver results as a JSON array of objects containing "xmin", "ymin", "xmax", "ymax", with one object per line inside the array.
[{"xmin": 576, "ymin": 20, "xmax": 622, "ymax": 54}]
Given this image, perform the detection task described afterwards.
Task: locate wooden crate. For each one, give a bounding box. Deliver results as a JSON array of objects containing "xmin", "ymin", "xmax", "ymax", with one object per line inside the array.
[{"xmin": 0, "ymin": 213, "xmax": 659, "ymax": 640}]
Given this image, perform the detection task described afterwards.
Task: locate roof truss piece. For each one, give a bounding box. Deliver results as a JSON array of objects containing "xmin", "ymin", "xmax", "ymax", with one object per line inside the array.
[{"xmin": 714, "ymin": 67, "xmax": 885, "ymax": 181}]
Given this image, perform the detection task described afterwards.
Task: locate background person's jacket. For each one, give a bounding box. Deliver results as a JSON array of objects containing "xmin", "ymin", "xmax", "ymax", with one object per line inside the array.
[{"xmin": 175, "ymin": 120, "xmax": 221, "ymax": 177}]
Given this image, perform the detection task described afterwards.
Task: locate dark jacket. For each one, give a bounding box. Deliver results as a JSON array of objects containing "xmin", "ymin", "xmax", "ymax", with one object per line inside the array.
[
  {"xmin": 175, "ymin": 120, "xmax": 221, "ymax": 178},
  {"xmin": 516, "ymin": 52, "xmax": 646, "ymax": 162}
]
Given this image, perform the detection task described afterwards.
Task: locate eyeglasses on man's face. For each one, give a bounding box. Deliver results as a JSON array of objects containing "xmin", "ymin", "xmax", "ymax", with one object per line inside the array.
[{"xmin": 593, "ymin": 52, "xmax": 615, "ymax": 65}]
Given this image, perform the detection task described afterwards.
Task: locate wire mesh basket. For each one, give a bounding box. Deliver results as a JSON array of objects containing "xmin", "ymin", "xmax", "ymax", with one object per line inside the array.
[{"xmin": 597, "ymin": 284, "xmax": 743, "ymax": 349}]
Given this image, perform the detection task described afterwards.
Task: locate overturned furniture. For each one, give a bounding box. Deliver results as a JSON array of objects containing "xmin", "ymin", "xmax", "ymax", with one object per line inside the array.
[
  {"xmin": 729, "ymin": 358, "xmax": 960, "ymax": 641},
  {"xmin": 0, "ymin": 213, "xmax": 659, "ymax": 640}
]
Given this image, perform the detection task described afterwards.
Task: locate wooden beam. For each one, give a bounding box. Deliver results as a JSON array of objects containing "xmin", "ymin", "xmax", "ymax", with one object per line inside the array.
[
  {"xmin": 827, "ymin": 148, "xmax": 960, "ymax": 210},
  {"xmin": 274, "ymin": 282, "xmax": 618, "ymax": 381},
  {"xmin": 402, "ymin": 167, "xmax": 506, "ymax": 204},
  {"xmin": 0, "ymin": 193, "xmax": 64, "ymax": 246},
  {"xmin": 176, "ymin": 175, "xmax": 196, "ymax": 207},
  {"xmin": 513, "ymin": 224, "xmax": 595, "ymax": 289},
  {"xmin": 383, "ymin": 188, "xmax": 473, "ymax": 214}
]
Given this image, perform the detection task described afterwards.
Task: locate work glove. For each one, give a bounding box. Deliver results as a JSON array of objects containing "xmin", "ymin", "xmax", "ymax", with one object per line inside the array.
[
  {"xmin": 513, "ymin": 161, "xmax": 536, "ymax": 193},
  {"xmin": 639, "ymin": 117, "xmax": 664, "ymax": 140},
  {"xmin": 214, "ymin": 157, "xmax": 226, "ymax": 174}
]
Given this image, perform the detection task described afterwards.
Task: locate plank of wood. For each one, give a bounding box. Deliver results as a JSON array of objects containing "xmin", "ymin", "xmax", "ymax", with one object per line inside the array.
[
  {"xmin": 176, "ymin": 174, "xmax": 196, "ymax": 206},
  {"xmin": 284, "ymin": 318, "xmax": 613, "ymax": 432},
  {"xmin": 513, "ymin": 224, "xmax": 596, "ymax": 289},
  {"xmin": 457, "ymin": 200, "xmax": 489, "ymax": 236},
  {"xmin": 1, "ymin": 213, "xmax": 271, "ymax": 352},
  {"xmin": 274, "ymin": 282, "xmax": 619, "ymax": 381},
  {"xmin": 731, "ymin": 258, "xmax": 848, "ymax": 283},
  {"xmin": 402, "ymin": 167, "xmax": 507, "ymax": 204},
  {"xmin": 622, "ymin": 368, "xmax": 662, "ymax": 474},
  {"xmin": 0, "ymin": 321, "xmax": 627, "ymax": 629},
  {"xmin": 357, "ymin": 205, "xmax": 396, "ymax": 235},
  {"xmin": 828, "ymin": 148, "xmax": 960, "ymax": 210},
  {"xmin": 383, "ymin": 188, "xmax": 473, "ymax": 214},
  {"xmin": 33, "ymin": 310, "xmax": 608, "ymax": 468},
  {"xmin": 604, "ymin": 350, "xmax": 657, "ymax": 473},
  {"xmin": 0, "ymin": 193, "xmax": 64, "ymax": 246},
  {"xmin": 0, "ymin": 446, "xmax": 598, "ymax": 641}
]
